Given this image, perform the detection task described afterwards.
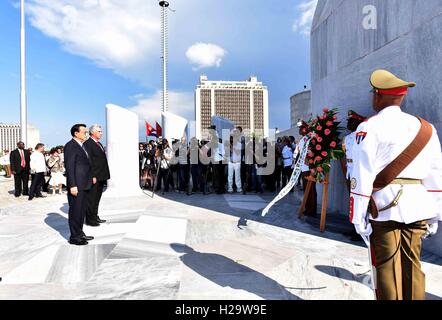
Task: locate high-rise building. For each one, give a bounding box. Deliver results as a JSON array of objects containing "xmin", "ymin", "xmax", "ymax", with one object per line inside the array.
[
  {"xmin": 0, "ymin": 124, "xmax": 40, "ymax": 152},
  {"xmin": 195, "ymin": 75, "xmax": 269, "ymax": 139}
]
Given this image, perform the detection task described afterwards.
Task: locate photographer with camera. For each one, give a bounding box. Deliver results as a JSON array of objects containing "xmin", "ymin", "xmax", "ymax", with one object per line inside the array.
[{"xmin": 155, "ymin": 138, "xmax": 175, "ymax": 192}]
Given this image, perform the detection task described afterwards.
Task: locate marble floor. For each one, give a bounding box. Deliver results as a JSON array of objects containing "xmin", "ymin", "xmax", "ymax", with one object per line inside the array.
[{"xmin": 0, "ymin": 176, "xmax": 441, "ymax": 300}]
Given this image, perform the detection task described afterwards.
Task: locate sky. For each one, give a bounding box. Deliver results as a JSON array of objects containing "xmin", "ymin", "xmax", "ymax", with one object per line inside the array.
[{"xmin": 0, "ymin": 0, "xmax": 318, "ymax": 147}]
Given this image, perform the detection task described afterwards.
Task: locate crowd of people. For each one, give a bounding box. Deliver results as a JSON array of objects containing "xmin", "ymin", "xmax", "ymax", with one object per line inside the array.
[
  {"xmin": 138, "ymin": 126, "xmax": 306, "ymax": 196},
  {"xmin": 1, "ymin": 142, "xmax": 68, "ymax": 199}
]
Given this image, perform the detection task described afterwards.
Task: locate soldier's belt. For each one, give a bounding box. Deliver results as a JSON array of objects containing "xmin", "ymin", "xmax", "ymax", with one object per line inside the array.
[{"xmin": 378, "ymin": 178, "xmax": 422, "ymax": 213}]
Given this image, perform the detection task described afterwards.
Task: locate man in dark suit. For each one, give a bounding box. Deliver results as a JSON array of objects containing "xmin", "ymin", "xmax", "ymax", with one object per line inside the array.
[
  {"xmin": 64, "ymin": 124, "xmax": 94, "ymax": 245},
  {"xmin": 84, "ymin": 124, "xmax": 110, "ymax": 226},
  {"xmin": 10, "ymin": 141, "xmax": 31, "ymax": 197}
]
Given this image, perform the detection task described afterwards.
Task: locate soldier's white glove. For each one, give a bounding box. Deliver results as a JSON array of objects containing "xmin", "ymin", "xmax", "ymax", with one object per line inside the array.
[
  {"xmin": 354, "ymin": 222, "xmax": 373, "ymax": 238},
  {"xmin": 422, "ymin": 220, "xmax": 439, "ymax": 240}
]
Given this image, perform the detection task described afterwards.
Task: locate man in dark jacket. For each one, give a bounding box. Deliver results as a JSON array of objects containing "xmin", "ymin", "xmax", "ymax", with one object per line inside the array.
[
  {"xmin": 83, "ymin": 124, "xmax": 110, "ymax": 226},
  {"xmin": 64, "ymin": 124, "xmax": 94, "ymax": 245},
  {"xmin": 10, "ymin": 141, "xmax": 31, "ymax": 197}
]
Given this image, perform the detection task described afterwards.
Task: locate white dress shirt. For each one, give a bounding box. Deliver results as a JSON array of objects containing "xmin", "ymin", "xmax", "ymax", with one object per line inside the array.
[
  {"xmin": 230, "ymin": 141, "xmax": 242, "ymax": 163},
  {"xmin": 282, "ymin": 145, "xmax": 293, "ymax": 167},
  {"xmin": 214, "ymin": 142, "xmax": 225, "ymax": 162},
  {"xmin": 30, "ymin": 151, "xmax": 46, "ymax": 174},
  {"xmin": 350, "ymin": 106, "xmax": 442, "ymax": 225},
  {"xmin": 297, "ymin": 136, "xmax": 310, "ymax": 172}
]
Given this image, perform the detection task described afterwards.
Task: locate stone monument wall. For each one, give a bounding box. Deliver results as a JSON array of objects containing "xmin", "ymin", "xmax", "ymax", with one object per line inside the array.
[{"xmin": 311, "ymin": 0, "xmax": 442, "ymax": 255}]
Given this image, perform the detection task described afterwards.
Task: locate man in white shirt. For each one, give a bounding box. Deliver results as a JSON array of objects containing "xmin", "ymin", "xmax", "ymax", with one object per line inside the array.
[
  {"xmin": 297, "ymin": 122, "xmax": 317, "ymax": 216},
  {"xmin": 212, "ymin": 135, "xmax": 226, "ymax": 194},
  {"xmin": 29, "ymin": 143, "xmax": 47, "ymax": 200},
  {"xmin": 350, "ymin": 69, "xmax": 442, "ymax": 300},
  {"xmin": 228, "ymin": 129, "xmax": 242, "ymax": 193}
]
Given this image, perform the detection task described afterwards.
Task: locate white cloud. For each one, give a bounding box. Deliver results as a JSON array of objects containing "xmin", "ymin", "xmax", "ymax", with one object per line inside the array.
[
  {"xmin": 186, "ymin": 43, "xmax": 226, "ymax": 70},
  {"xmin": 26, "ymin": 0, "xmax": 160, "ymax": 80},
  {"xmin": 292, "ymin": 0, "xmax": 318, "ymax": 36},
  {"xmin": 128, "ymin": 90, "xmax": 195, "ymax": 127}
]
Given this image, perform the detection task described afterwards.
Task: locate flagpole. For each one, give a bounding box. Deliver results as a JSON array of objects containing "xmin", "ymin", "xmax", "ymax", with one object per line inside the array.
[
  {"xmin": 20, "ymin": 0, "xmax": 28, "ymax": 146},
  {"xmin": 159, "ymin": 1, "xmax": 169, "ymax": 139}
]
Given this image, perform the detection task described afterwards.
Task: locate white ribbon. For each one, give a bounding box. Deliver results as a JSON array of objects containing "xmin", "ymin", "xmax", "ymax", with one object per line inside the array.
[{"xmin": 262, "ymin": 137, "xmax": 313, "ymax": 217}]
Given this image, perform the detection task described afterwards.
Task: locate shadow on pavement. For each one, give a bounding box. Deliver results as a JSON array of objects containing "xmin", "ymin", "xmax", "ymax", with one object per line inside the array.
[
  {"xmin": 171, "ymin": 243, "xmax": 301, "ymax": 300},
  {"xmin": 45, "ymin": 212, "xmax": 69, "ymax": 240}
]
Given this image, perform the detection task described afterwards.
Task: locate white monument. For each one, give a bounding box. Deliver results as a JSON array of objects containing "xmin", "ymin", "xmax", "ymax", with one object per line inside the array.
[
  {"xmin": 104, "ymin": 104, "xmax": 143, "ymax": 198},
  {"xmin": 162, "ymin": 111, "xmax": 188, "ymax": 142}
]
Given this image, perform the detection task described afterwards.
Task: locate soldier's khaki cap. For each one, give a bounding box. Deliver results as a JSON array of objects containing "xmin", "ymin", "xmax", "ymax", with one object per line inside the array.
[{"xmin": 370, "ymin": 69, "xmax": 416, "ymax": 90}]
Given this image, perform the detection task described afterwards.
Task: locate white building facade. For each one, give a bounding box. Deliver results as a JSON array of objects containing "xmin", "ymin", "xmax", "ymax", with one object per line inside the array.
[
  {"xmin": 195, "ymin": 75, "xmax": 269, "ymax": 139},
  {"xmin": 0, "ymin": 124, "xmax": 40, "ymax": 152}
]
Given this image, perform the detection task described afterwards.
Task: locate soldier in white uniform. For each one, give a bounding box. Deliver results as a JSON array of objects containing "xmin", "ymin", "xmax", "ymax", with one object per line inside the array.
[
  {"xmin": 343, "ymin": 110, "xmax": 367, "ymax": 180},
  {"xmin": 342, "ymin": 111, "xmax": 366, "ymax": 242},
  {"xmin": 350, "ymin": 69, "xmax": 442, "ymax": 300}
]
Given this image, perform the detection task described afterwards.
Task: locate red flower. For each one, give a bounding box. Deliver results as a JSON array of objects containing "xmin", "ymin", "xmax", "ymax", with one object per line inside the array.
[
  {"xmin": 323, "ymin": 108, "xmax": 329, "ymax": 113},
  {"xmin": 321, "ymin": 151, "xmax": 328, "ymax": 157},
  {"xmin": 330, "ymin": 141, "xmax": 337, "ymax": 148},
  {"xmin": 302, "ymin": 128, "xmax": 307, "ymax": 134},
  {"xmin": 326, "ymin": 121, "xmax": 333, "ymax": 127},
  {"xmin": 324, "ymin": 129, "xmax": 331, "ymax": 136},
  {"xmin": 317, "ymin": 166, "xmax": 324, "ymax": 173},
  {"xmin": 319, "ymin": 115, "xmax": 326, "ymax": 120},
  {"xmin": 309, "ymin": 159, "xmax": 314, "ymax": 164},
  {"xmin": 333, "ymin": 116, "xmax": 337, "ymax": 120},
  {"xmin": 316, "ymin": 125, "xmax": 323, "ymax": 131},
  {"xmin": 310, "ymin": 169, "xmax": 316, "ymax": 174},
  {"xmin": 308, "ymin": 151, "xmax": 314, "ymax": 157},
  {"xmin": 315, "ymin": 156, "xmax": 322, "ymax": 162},
  {"xmin": 316, "ymin": 144, "xmax": 322, "ymax": 151},
  {"xmin": 317, "ymin": 137, "xmax": 323, "ymax": 143},
  {"xmin": 311, "ymin": 139, "xmax": 316, "ymax": 145}
]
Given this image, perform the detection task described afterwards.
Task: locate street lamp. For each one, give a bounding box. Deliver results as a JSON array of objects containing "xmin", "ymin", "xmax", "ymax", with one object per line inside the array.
[{"xmin": 159, "ymin": 1, "xmax": 170, "ymax": 139}]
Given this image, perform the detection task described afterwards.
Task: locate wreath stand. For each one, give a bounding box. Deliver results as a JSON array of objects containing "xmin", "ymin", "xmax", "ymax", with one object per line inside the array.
[
  {"xmin": 298, "ymin": 160, "xmax": 349, "ymax": 232},
  {"xmin": 298, "ymin": 173, "xmax": 330, "ymax": 232}
]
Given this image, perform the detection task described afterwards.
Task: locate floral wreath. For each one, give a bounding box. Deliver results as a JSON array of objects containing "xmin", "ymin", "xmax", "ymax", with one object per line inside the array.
[{"xmin": 304, "ymin": 108, "xmax": 345, "ymax": 183}]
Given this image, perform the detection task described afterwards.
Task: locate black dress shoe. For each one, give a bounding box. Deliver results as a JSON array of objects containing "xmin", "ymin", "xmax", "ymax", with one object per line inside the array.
[
  {"xmin": 85, "ymin": 221, "xmax": 100, "ymax": 227},
  {"xmin": 35, "ymin": 194, "xmax": 46, "ymax": 198},
  {"xmin": 15, "ymin": 194, "xmax": 20, "ymax": 198},
  {"xmin": 96, "ymin": 218, "xmax": 107, "ymax": 223},
  {"xmin": 28, "ymin": 196, "xmax": 34, "ymax": 201},
  {"xmin": 82, "ymin": 235, "xmax": 94, "ymax": 241},
  {"xmin": 22, "ymin": 193, "xmax": 29, "ymax": 196},
  {"xmin": 69, "ymin": 239, "xmax": 88, "ymax": 245}
]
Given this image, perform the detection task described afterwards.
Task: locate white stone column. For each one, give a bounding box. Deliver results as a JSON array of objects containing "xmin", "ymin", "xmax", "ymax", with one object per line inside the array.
[{"xmin": 104, "ymin": 104, "xmax": 143, "ymax": 198}]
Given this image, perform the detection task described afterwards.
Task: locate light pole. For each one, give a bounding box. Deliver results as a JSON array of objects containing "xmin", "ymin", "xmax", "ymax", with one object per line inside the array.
[
  {"xmin": 20, "ymin": 0, "xmax": 27, "ymax": 146},
  {"xmin": 159, "ymin": 1, "xmax": 169, "ymax": 138}
]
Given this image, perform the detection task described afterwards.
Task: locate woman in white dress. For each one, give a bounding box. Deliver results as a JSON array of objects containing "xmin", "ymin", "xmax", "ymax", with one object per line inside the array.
[{"xmin": 47, "ymin": 148, "xmax": 66, "ymax": 195}]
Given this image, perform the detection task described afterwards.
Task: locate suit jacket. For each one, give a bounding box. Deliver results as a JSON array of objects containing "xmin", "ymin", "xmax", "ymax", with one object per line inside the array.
[
  {"xmin": 10, "ymin": 148, "xmax": 31, "ymax": 173},
  {"xmin": 83, "ymin": 138, "xmax": 110, "ymax": 182},
  {"xmin": 64, "ymin": 139, "xmax": 93, "ymax": 191}
]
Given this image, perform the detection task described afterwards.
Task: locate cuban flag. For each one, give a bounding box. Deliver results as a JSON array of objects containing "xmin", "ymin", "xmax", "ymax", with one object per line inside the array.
[{"xmin": 145, "ymin": 121, "xmax": 157, "ymax": 137}]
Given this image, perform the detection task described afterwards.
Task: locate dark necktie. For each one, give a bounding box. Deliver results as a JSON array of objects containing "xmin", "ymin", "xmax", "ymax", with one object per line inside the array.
[
  {"xmin": 82, "ymin": 144, "xmax": 89, "ymax": 158},
  {"xmin": 96, "ymin": 141, "xmax": 105, "ymax": 152}
]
